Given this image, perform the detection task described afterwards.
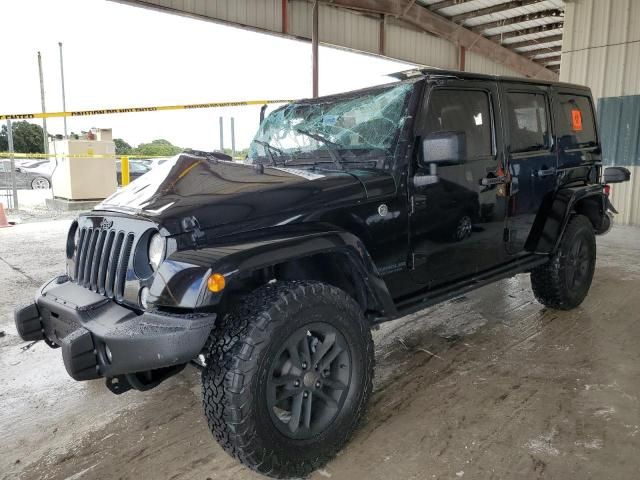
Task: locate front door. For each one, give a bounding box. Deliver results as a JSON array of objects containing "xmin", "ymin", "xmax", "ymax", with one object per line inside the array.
[
  {"xmin": 501, "ymin": 85, "xmax": 558, "ymax": 253},
  {"xmin": 409, "ymin": 80, "xmax": 509, "ymax": 289}
]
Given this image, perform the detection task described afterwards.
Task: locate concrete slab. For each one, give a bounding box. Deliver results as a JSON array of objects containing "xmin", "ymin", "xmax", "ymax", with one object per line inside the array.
[
  {"xmin": 45, "ymin": 197, "xmax": 102, "ymax": 211},
  {"xmin": 0, "ymin": 222, "xmax": 639, "ymax": 480}
]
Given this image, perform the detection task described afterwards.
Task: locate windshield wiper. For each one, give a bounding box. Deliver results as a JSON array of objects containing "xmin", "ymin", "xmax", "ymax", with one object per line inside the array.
[
  {"xmin": 293, "ymin": 127, "xmax": 343, "ymax": 170},
  {"xmin": 252, "ymin": 140, "xmax": 285, "ymax": 166}
]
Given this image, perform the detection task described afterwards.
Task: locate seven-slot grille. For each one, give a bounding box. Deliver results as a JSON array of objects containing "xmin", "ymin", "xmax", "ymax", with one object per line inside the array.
[{"xmin": 74, "ymin": 226, "xmax": 135, "ymax": 300}]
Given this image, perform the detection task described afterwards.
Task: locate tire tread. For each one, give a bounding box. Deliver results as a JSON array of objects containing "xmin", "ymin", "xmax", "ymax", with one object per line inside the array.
[
  {"xmin": 201, "ymin": 280, "xmax": 374, "ymax": 478},
  {"xmin": 531, "ymin": 214, "xmax": 595, "ymax": 310}
]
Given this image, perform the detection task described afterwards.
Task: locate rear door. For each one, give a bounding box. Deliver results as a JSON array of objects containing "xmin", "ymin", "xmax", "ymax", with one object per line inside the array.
[{"xmin": 502, "ymin": 83, "xmax": 558, "ymax": 253}]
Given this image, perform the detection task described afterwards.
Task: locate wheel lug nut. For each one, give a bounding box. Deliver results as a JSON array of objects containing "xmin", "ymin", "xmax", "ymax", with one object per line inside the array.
[
  {"xmin": 294, "ymin": 380, "xmax": 300, "ymax": 387},
  {"xmin": 301, "ymin": 362, "xmax": 307, "ymax": 370},
  {"xmin": 315, "ymin": 381, "xmax": 321, "ymax": 388},
  {"xmin": 303, "ymin": 391, "xmax": 309, "ymax": 398}
]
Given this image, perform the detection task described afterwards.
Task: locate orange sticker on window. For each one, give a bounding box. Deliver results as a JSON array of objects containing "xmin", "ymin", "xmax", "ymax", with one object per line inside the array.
[{"xmin": 571, "ymin": 108, "xmax": 583, "ymax": 131}]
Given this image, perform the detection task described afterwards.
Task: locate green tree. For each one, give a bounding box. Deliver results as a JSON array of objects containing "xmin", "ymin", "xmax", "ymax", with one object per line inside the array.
[
  {"xmin": 134, "ymin": 139, "xmax": 182, "ymax": 157},
  {"xmin": 0, "ymin": 121, "xmax": 45, "ymax": 153},
  {"xmin": 223, "ymin": 148, "xmax": 249, "ymax": 159},
  {"xmin": 114, "ymin": 138, "xmax": 133, "ymax": 155}
]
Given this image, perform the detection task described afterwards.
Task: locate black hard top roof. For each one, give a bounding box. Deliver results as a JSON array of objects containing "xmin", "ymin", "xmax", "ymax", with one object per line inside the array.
[{"xmin": 390, "ymin": 68, "xmax": 590, "ymax": 92}]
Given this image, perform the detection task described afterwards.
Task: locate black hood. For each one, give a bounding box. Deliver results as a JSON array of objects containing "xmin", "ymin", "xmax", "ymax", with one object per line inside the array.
[{"xmin": 94, "ymin": 154, "xmax": 396, "ymax": 235}]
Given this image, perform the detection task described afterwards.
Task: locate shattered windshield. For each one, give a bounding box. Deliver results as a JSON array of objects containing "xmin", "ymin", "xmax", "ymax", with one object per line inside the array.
[{"xmin": 247, "ymin": 82, "xmax": 413, "ymax": 168}]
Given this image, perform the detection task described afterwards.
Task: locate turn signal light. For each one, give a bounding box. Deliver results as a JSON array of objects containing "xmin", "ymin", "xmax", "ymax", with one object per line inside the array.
[
  {"xmin": 207, "ymin": 273, "xmax": 226, "ymax": 293},
  {"xmin": 604, "ymin": 184, "xmax": 611, "ymax": 196}
]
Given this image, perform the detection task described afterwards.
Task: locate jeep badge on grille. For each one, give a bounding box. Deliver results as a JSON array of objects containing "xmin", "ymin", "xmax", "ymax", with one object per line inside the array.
[{"xmin": 100, "ymin": 218, "xmax": 113, "ymax": 230}]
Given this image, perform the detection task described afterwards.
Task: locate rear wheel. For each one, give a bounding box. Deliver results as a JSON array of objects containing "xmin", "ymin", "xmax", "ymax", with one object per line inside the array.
[
  {"xmin": 201, "ymin": 281, "xmax": 374, "ymax": 478},
  {"xmin": 31, "ymin": 177, "xmax": 51, "ymax": 189},
  {"xmin": 531, "ymin": 214, "xmax": 596, "ymax": 310}
]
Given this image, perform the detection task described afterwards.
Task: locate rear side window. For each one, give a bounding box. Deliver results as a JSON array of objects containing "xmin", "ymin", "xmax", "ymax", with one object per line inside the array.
[
  {"xmin": 424, "ymin": 89, "xmax": 493, "ymax": 159},
  {"xmin": 505, "ymin": 92, "xmax": 550, "ymax": 153},
  {"xmin": 557, "ymin": 94, "xmax": 597, "ymax": 148}
]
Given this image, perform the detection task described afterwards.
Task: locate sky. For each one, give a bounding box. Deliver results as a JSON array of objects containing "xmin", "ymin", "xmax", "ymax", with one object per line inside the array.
[{"xmin": 1, "ymin": 0, "xmax": 414, "ymax": 151}]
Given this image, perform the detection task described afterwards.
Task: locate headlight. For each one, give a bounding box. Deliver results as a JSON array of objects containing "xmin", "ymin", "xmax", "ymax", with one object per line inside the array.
[{"xmin": 148, "ymin": 233, "xmax": 165, "ymax": 271}]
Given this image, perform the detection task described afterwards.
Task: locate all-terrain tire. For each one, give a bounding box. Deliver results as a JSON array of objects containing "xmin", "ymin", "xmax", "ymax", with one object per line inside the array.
[
  {"xmin": 201, "ymin": 281, "xmax": 374, "ymax": 478},
  {"xmin": 531, "ymin": 214, "xmax": 596, "ymax": 310}
]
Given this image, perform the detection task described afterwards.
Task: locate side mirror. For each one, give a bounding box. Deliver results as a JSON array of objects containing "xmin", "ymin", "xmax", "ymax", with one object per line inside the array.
[
  {"xmin": 603, "ymin": 166, "xmax": 631, "ymax": 184},
  {"xmin": 422, "ymin": 131, "xmax": 466, "ymax": 166},
  {"xmin": 413, "ymin": 171, "xmax": 439, "ymax": 188}
]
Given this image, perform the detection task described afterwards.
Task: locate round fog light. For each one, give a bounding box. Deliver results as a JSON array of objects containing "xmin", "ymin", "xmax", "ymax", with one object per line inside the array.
[
  {"xmin": 140, "ymin": 287, "xmax": 150, "ymax": 309},
  {"xmin": 105, "ymin": 344, "xmax": 113, "ymax": 364}
]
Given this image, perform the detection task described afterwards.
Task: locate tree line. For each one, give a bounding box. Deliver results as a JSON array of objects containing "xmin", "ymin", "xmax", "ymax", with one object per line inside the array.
[{"xmin": 0, "ymin": 121, "xmax": 183, "ymax": 157}]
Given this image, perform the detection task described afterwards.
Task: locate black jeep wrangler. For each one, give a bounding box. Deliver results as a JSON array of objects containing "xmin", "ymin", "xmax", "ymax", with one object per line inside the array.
[{"xmin": 15, "ymin": 69, "xmax": 630, "ymax": 478}]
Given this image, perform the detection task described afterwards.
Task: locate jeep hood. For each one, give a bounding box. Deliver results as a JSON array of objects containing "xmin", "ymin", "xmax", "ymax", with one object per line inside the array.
[{"xmin": 94, "ymin": 153, "xmax": 395, "ymax": 234}]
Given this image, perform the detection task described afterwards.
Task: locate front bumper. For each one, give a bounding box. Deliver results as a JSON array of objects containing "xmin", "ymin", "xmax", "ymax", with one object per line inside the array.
[{"xmin": 15, "ymin": 276, "xmax": 216, "ymax": 381}]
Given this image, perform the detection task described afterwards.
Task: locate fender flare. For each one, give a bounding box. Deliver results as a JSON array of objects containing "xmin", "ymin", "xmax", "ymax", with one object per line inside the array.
[
  {"xmin": 149, "ymin": 229, "xmax": 397, "ymax": 319},
  {"xmin": 526, "ymin": 185, "xmax": 605, "ymax": 254}
]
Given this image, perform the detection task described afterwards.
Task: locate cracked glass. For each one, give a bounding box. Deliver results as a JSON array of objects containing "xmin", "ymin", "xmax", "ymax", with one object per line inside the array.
[{"xmin": 247, "ymin": 82, "xmax": 413, "ymax": 169}]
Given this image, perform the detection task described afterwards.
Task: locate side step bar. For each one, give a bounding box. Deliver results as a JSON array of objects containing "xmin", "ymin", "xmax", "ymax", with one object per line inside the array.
[{"xmin": 394, "ymin": 254, "xmax": 548, "ymax": 319}]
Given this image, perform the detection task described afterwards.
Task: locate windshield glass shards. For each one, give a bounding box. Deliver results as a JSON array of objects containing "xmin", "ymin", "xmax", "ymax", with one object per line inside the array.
[{"xmin": 247, "ymin": 82, "xmax": 413, "ymax": 169}]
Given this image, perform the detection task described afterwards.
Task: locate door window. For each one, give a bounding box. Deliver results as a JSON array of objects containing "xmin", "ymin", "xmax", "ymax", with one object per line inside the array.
[
  {"xmin": 557, "ymin": 94, "xmax": 597, "ymax": 148},
  {"xmin": 424, "ymin": 89, "xmax": 493, "ymax": 159},
  {"xmin": 505, "ymin": 92, "xmax": 550, "ymax": 153}
]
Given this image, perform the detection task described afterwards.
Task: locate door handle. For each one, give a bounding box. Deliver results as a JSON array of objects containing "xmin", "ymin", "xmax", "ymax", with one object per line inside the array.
[
  {"xmin": 480, "ymin": 175, "xmax": 508, "ymax": 186},
  {"xmin": 537, "ymin": 167, "xmax": 556, "ymax": 177}
]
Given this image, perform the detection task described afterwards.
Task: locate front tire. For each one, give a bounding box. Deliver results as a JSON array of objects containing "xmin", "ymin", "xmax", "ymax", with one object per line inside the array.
[
  {"xmin": 201, "ymin": 281, "xmax": 374, "ymax": 478},
  {"xmin": 531, "ymin": 214, "xmax": 596, "ymax": 310}
]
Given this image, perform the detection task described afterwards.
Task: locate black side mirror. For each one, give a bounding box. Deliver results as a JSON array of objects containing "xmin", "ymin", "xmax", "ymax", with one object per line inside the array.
[
  {"xmin": 422, "ymin": 131, "xmax": 466, "ymax": 166},
  {"xmin": 603, "ymin": 166, "xmax": 631, "ymax": 184}
]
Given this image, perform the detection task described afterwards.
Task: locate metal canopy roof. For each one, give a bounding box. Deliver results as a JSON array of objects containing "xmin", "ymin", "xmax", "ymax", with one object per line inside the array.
[
  {"xmin": 418, "ymin": 0, "xmax": 564, "ymax": 72},
  {"xmin": 111, "ymin": 0, "xmax": 561, "ymax": 80}
]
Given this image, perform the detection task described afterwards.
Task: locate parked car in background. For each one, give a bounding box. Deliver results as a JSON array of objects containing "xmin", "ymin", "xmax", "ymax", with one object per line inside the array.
[
  {"xmin": 16, "ymin": 159, "xmax": 50, "ymax": 170},
  {"xmin": 0, "ymin": 160, "xmax": 53, "ymax": 189},
  {"xmin": 148, "ymin": 157, "xmax": 170, "ymax": 170},
  {"xmin": 116, "ymin": 159, "xmax": 151, "ymax": 185}
]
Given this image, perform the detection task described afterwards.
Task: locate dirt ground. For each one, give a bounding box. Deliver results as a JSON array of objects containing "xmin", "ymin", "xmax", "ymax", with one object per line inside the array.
[{"xmin": 1, "ymin": 220, "xmax": 639, "ymax": 480}]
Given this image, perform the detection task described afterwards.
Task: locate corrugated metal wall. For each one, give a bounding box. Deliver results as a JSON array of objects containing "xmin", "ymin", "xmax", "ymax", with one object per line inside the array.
[
  {"xmin": 561, "ymin": 0, "xmax": 640, "ymax": 225},
  {"xmin": 153, "ymin": 0, "xmax": 284, "ymax": 32},
  {"xmin": 289, "ymin": 1, "xmax": 380, "ymax": 54},
  {"xmin": 465, "ymin": 50, "xmax": 522, "ymax": 77},
  {"xmin": 384, "ymin": 23, "xmax": 457, "ymax": 69},
  {"xmin": 119, "ymin": 0, "xmax": 525, "ymax": 78}
]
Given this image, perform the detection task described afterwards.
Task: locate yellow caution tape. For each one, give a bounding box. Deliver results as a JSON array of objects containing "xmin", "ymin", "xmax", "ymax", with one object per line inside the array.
[
  {"xmin": 0, "ymin": 99, "xmax": 292, "ymax": 121},
  {"xmin": 0, "ymin": 152, "xmax": 167, "ymax": 159},
  {"xmin": 0, "ymin": 152, "xmax": 245, "ymax": 161}
]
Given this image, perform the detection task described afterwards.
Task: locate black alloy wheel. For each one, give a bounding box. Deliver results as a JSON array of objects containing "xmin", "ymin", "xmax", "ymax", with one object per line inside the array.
[
  {"xmin": 531, "ymin": 214, "xmax": 596, "ymax": 310},
  {"xmin": 266, "ymin": 322, "xmax": 352, "ymax": 439},
  {"xmin": 566, "ymin": 235, "xmax": 591, "ymax": 290}
]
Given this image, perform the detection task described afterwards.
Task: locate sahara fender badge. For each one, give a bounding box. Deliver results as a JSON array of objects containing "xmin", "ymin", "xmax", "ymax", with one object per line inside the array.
[{"xmin": 378, "ymin": 204, "xmax": 389, "ymax": 217}]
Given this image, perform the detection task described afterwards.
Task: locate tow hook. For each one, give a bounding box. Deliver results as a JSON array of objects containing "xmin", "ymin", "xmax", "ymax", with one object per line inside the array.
[{"xmin": 105, "ymin": 364, "xmax": 187, "ymax": 395}]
